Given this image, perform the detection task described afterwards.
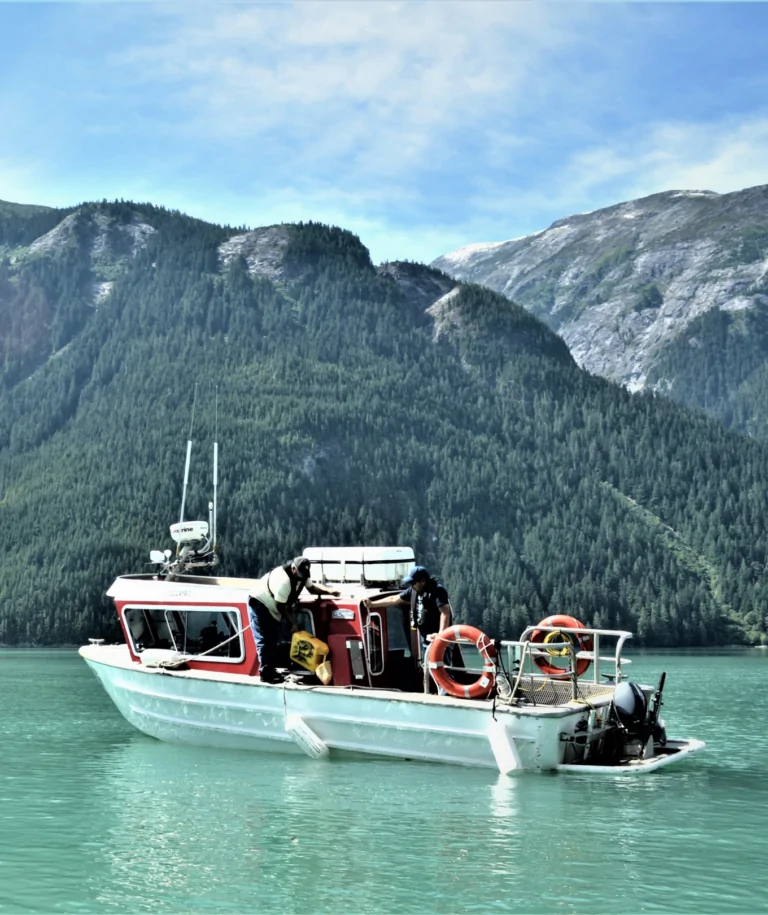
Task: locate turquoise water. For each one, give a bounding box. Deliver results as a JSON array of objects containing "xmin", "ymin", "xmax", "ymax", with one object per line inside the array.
[{"xmin": 1, "ymin": 649, "xmax": 767, "ymax": 914}]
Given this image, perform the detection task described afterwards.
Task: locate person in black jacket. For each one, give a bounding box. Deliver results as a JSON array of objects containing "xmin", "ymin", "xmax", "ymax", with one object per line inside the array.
[{"xmin": 364, "ymin": 566, "xmax": 453, "ymax": 688}]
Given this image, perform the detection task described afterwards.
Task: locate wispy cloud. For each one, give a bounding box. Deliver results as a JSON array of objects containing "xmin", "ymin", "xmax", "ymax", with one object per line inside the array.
[
  {"xmin": 464, "ymin": 113, "xmax": 768, "ymax": 238},
  {"xmin": 1, "ymin": 1, "xmax": 767, "ymax": 263},
  {"xmin": 111, "ymin": 2, "xmax": 591, "ymax": 174},
  {"xmin": 624, "ymin": 118, "xmax": 768, "ymax": 198}
]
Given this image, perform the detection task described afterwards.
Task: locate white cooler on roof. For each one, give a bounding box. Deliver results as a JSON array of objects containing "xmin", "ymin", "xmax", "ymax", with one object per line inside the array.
[{"xmin": 302, "ymin": 546, "xmax": 415, "ymax": 586}]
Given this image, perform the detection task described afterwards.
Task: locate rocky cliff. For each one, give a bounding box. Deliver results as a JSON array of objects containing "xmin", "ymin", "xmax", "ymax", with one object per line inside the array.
[{"xmin": 433, "ymin": 185, "xmax": 768, "ymax": 402}]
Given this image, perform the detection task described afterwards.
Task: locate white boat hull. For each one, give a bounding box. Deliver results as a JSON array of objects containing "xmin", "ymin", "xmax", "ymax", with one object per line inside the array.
[{"xmin": 81, "ymin": 645, "xmax": 703, "ymax": 774}]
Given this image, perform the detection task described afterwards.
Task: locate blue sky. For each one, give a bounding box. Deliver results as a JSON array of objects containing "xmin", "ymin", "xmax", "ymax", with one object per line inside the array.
[{"xmin": 1, "ymin": 1, "xmax": 768, "ymax": 264}]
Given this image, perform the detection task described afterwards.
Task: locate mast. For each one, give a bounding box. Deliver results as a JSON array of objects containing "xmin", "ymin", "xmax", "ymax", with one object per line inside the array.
[
  {"xmin": 212, "ymin": 386, "xmax": 218, "ymax": 552},
  {"xmin": 178, "ymin": 383, "xmax": 198, "ymax": 528}
]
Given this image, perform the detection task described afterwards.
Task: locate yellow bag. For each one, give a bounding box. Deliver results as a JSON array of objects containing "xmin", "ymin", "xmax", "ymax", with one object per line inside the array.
[
  {"xmin": 315, "ymin": 659, "xmax": 333, "ymax": 685},
  {"xmin": 290, "ymin": 630, "xmax": 330, "ymax": 673}
]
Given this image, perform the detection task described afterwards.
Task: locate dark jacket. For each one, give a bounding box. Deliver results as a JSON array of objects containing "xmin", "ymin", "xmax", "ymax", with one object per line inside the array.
[{"xmin": 399, "ymin": 577, "xmax": 450, "ymax": 638}]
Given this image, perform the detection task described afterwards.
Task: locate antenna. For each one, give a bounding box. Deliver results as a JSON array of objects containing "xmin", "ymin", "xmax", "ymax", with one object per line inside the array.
[
  {"xmin": 152, "ymin": 383, "xmax": 218, "ymax": 578},
  {"xmin": 207, "ymin": 386, "xmax": 218, "ymax": 554},
  {"xmin": 212, "ymin": 386, "xmax": 218, "ymax": 551},
  {"xmin": 178, "ymin": 383, "xmax": 198, "ymax": 528}
]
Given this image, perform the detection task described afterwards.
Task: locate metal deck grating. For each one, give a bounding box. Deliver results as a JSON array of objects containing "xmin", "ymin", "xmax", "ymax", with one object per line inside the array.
[{"xmin": 512, "ymin": 676, "xmax": 615, "ymax": 706}]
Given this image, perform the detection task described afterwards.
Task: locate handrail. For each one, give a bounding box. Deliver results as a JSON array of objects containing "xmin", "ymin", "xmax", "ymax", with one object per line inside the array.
[
  {"xmin": 509, "ymin": 640, "xmax": 531, "ymax": 702},
  {"xmin": 512, "ymin": 625, "xmax": 633, "ymax": 684},
  {"xmin": 426, "ymin": 626, "xmax": 633, "ymax": 688},
  {"xmin": 518, "ymin": 625, "xmax": 633, "ymax": 640}
]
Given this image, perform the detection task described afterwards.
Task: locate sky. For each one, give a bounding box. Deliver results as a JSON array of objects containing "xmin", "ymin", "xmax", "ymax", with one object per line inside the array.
[{"xmin": 1, "ymin": 1, "xmax": 768, "ymax": 265}]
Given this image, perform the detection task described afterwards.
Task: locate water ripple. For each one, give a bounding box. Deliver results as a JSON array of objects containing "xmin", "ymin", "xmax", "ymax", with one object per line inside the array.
[{"xmin": 1, "ymin": 649, "xmax": 766, "ymax": 913}]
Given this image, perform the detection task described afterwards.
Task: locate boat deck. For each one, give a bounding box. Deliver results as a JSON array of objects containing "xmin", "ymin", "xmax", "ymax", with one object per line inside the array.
[{"xmin": 513, "ymin": 675, "xmax": 616, "ymax": 706}]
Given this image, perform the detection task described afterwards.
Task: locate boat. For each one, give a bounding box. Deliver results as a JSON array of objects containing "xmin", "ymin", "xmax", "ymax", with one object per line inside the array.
[
  {"xmin": 80, "ymin": 417, "xmax": 703, "ymax": 775},
  {"xmin": 80, "ymin": 541, "xmax": 704, "ymax": 775}
]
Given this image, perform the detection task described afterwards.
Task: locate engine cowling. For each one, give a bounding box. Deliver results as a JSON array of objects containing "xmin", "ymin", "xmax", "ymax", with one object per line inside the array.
[{"xmin": 613, "ymin": 681, "xmax": 647, "ymax": 734}]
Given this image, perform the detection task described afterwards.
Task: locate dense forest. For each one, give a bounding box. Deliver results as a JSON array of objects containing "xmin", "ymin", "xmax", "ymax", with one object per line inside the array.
[
  {"xmin": 1, "ymin": 201, "xmax": 768, "ymax": 647},
  {"xmin": 645, "ymin": 301, "xmax": 768, "ymax": 438}
]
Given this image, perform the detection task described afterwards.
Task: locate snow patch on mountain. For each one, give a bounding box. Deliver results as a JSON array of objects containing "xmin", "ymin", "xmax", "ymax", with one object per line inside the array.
[
  {"xmin": 670, "ymin": 190, "xmax": 718, "ymax": 199},
  {"xmin": 443, "ymin": 240, "xmax": 506, "ymax": 268}
]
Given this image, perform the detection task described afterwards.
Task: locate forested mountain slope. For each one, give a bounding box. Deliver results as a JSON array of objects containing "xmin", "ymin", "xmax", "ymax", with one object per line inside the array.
[
  {"xmin": 433, "ymin": 185, "xmax": 768, "ymax": 437},
  {"xmin": 1, "ymin": 201, "xmax": 767, "ymax": 647}
]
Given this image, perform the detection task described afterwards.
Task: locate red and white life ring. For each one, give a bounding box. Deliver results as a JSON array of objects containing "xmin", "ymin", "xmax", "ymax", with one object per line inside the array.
[
  {"xmin": 530, "ymin": 614, "xmax": 593, "ymax": 677},
  {"xmin": 427, "ymin": 625, "xmax": 497, "ymax": 699}
]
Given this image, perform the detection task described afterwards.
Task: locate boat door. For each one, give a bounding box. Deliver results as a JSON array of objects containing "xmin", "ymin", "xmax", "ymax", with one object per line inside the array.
[{"xmin": 362, "ymin": 603, "xmax": 421, "ymax": 691}]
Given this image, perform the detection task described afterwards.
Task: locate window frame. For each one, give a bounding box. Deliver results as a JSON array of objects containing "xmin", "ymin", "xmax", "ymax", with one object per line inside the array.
[
  {"xmin": 365, "ymin": 610, "xmax": 386, "ymax": 676},
  {"xmin": 122, "ymin": 604, "xmax": 245, "ymax": 665}
]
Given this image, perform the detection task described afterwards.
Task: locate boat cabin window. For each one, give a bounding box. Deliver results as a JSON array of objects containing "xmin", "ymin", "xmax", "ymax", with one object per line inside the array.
[
  {"xmin": 123, "ymin": 606, "xmax": 244, "ymax": 662},
  {"xmin": 293, "ymin": 609, "xmax": 315, "ymax": 636},
  {"xmin": 386, "ymin": 606, "xmax": 410, "ymax": 652}
]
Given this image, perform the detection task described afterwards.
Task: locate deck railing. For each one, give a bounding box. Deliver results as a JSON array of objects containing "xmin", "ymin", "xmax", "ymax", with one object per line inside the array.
[{"xmin": 437, "ymin": 626, "xmax": 633, "ymax": 702}]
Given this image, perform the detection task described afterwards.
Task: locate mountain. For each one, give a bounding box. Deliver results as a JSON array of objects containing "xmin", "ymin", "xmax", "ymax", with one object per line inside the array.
[
  {"xmin": 433, "ymin": 185, "xmax": 768, "ymax": 436},
  {"xmin": 2, "ymin": 199, "xmax": 768, "ymax": 648}
]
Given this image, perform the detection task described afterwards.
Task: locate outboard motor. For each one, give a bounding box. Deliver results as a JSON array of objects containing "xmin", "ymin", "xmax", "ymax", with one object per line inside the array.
[
  {"xmin": 613, "ymin": 681, "xmax": 648, "ymax": 735},
  {"xmin": 603, "ymin": 675, "xmax": 666, "ymax": 764},
  {"xmin": 610, "ymin": 680, "xmax": 659, "ymax": 761}
]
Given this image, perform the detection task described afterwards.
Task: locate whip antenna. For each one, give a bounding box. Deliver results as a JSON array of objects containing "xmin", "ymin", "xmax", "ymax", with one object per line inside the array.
[
  {"xmin": 179, "ymin": 383, "xmax": 198, "ymax": 528},
  {"xmin": 212, "ymin": 385, "xmax": 218, "ymax": 551}
]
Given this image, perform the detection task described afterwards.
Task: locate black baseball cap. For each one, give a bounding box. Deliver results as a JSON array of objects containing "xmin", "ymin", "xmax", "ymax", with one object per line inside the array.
[{"xmin": 402, "ymin": 565, "xmax": 428, "ymax": 586}]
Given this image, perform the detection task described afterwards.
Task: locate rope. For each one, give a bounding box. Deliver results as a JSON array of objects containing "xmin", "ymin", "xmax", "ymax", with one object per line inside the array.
[
  {"xmin": 157, "ymin": 623, "xmax": 252, "ymax": 668},
  {"xmin": 487, "ymin": 638, "xmax": 506, "ymax": 715},
  {"xmin": 193, "ymin": 624, "xmax": 251, "ymax": 660}
]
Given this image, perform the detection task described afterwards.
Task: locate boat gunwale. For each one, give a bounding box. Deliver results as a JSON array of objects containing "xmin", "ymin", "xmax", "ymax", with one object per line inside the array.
[{"xmin": 79, "ymin": 643, "xmax": 614, "ymax": 717}]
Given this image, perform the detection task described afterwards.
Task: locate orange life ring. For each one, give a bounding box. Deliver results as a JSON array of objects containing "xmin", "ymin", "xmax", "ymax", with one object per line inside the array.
[
  {"xmin": 530, "ymin": 614, "xmax": 593, "ymax": 677},
  {"xmin": 427, "ymin": 625, "xmax": 497, "ymax": 699}
]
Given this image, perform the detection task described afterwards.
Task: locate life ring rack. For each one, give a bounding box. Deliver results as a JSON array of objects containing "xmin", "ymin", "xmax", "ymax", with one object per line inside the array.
[
  {"xmin": 529, "ymin": 614, "xmax": 593, "ymax": 678},
  {"xmin": 427, "ymin": 625, "xmax": 497, "ymax": 700}
]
